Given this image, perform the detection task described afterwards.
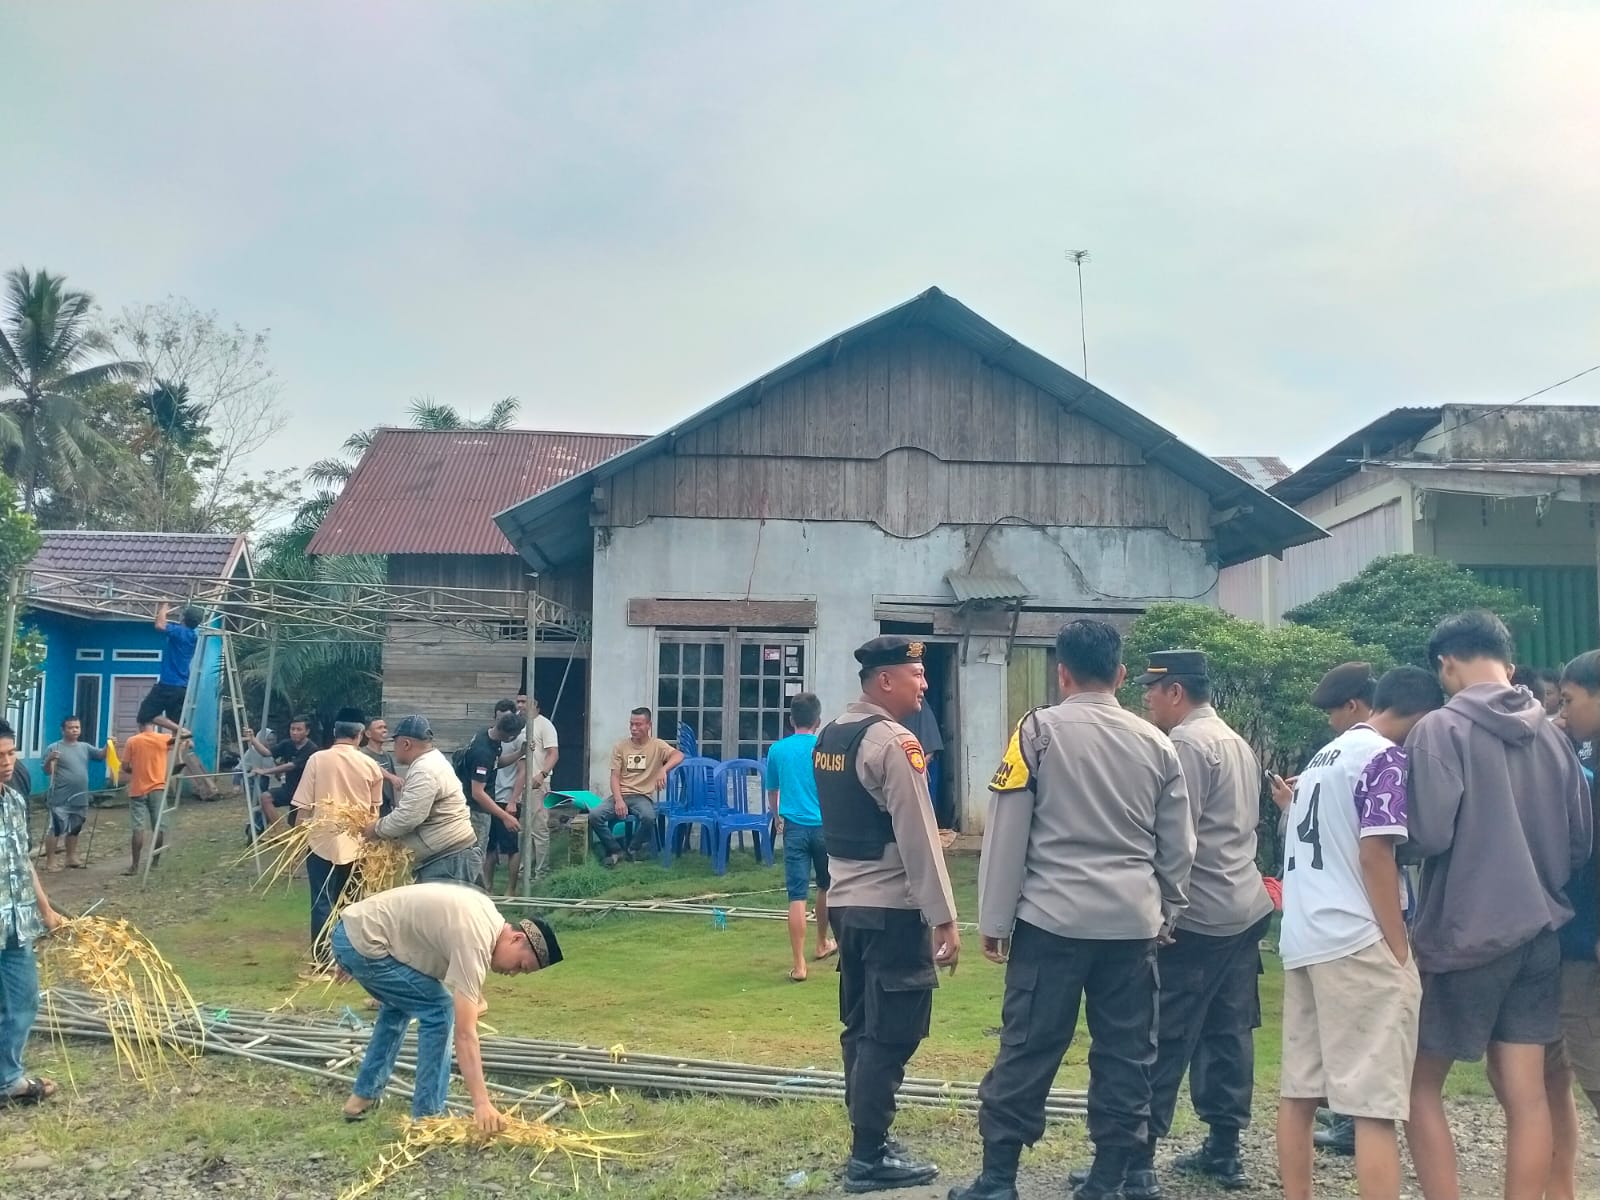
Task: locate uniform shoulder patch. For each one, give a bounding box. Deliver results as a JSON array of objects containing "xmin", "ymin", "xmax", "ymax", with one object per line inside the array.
[
  {"xmin": 989, "ymin": 714, "xmax": 1039, "ymax": 794},
  {"xmin": 900, "ymin": 737, "xmax": 926, "ymax": 773}
]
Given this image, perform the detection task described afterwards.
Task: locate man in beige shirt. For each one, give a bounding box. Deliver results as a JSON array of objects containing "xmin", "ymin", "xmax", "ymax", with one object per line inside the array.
[
  {"xmin": 817, "ymin": 635, "xmax": 959, "ymax": 1195},
  {"xmin": 332, "ymin": 882, "xmax": 562, "ymax": 1132},
  {"xmin": 597, "ymin": 708, "xmax": 683, "ymax": 865},
  {"xmin": 955, "ymin": 620, "xmax": 1194, "ymax": 1200},
  {"xmin": 364, "ymin": 715, "xmax": 483, "ymax": 888},
  {"xmin": 1137, "ymin": 649, "xmax": 1276, "ymax": 1194},
  {"xmin": 292, "ymin": 708, "xmax": 384, "ymax": 974}
]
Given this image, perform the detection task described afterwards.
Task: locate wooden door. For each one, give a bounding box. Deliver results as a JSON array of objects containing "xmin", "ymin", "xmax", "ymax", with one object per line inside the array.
[{"xmin": 110, "ymin": 675, "xmax": 157, "ymax": 744}]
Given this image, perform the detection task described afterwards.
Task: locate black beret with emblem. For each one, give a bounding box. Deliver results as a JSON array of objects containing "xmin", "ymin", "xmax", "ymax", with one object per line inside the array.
[
  {"xmin": 1133, "ymin": 648, "xmax": 1209, "ymax": 686},
  {"xmin": 854, "ymin": 635, "xmax": 925, "ymax": 670}
]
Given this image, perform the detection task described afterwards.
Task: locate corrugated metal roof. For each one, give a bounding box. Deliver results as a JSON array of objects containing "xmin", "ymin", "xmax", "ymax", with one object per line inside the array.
[
  {"xmin": 1269, "ymin": 407, "xmax": 1442, "ymax": 506},
  {"xmin": 1367, "ymin": 460, "xmax": 1600, "ymax": 476},
  {"xmin": 946, "ymin": 570, "xmax": 1032, "ymax": 604},
  {"xmin": 308, "ymin": 428, "xmax": 645, "ymax": 556},
  {"xmin": 33, "ymin": 531, "xmax": 247, "ymax": 579},
  {"xmin": 495, "ymin": 288, "xmax": 1328, "ymax": 569},
  {"xmin": 1213, "ymin": 456, "xmax": 1292, "ymax": 489}
]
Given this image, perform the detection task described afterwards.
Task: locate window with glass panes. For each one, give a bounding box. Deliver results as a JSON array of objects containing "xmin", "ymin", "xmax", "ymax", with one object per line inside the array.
[{"xmin": 656, "ymin": 633, "xmax": 809, "ymax": 762}]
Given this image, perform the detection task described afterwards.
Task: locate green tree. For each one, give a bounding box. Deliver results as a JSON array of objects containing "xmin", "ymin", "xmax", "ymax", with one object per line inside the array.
[
  {"xmin": 1285, "ymin": 554, "xmax": 1539, "ymax": 668},
  {"xmin": 0, "ymin": 268, "xmax": 141, "ymax": 513},
  {"xmin": 1121, "ymin": 603, "xmax": 1382, "ymax": 872},
  {"xmin": 0, "ymin": 474, "xmax": 46, "ymax": 707}
]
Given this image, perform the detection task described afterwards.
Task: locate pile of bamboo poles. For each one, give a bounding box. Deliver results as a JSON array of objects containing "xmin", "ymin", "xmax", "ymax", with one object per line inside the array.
[
  {"xmin": 496, "ymin": 893, "xmax": 983, "ymax": 931},
  {"xmin": 38, "ymin": 991, "xmax": 1085, "ymax": 1122}
]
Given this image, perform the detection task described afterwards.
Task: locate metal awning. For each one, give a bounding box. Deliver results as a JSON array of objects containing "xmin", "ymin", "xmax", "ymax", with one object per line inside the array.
[{"xmin": 945, "ymin": 570, "xmax": 1032, "ymax": 605}]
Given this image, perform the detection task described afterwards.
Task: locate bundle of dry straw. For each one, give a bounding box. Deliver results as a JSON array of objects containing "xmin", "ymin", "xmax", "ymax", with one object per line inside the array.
[
  {"xmin": 337, "ymin": 1094, "xmax": 636, "ymax": 1200},
  {"xmin": 248, "ymin": 796, "xmax": 412, "ymax": 903},
  {"xmin": 37, "ymin": 916, "xmax": 203, "ymax": 1085}
]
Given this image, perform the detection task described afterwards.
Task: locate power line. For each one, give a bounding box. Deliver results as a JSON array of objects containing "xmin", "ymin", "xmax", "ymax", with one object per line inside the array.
[{"xmin": 1447, "ymin": 361, "xmax": 1600, "ymax": 432}]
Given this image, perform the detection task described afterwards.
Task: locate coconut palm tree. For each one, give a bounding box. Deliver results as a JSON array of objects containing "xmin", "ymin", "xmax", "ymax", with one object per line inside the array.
[
  {"xmin": 306, "ymin": 395, "xmax": 521, "ymax": 488},
  {"xmin": 0, "ymin": 267, "xmax": 142, "ymax": 512}
]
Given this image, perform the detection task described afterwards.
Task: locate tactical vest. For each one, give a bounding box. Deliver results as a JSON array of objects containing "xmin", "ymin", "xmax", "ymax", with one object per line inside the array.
[{"xmin": 814, "ymin": 716, "xmax": 896, "ymax": 861}]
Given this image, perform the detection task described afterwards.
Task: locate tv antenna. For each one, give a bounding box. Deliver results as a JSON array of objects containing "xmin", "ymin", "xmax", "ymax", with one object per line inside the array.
[{"xmin": 1065, "ymin": 249, "xmax": 1090, "ymax": 379}]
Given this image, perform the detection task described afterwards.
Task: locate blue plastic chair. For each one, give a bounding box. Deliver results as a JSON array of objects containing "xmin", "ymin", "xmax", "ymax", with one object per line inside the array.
[
  {"xmin": 710, "ymin": 758, "xmax": 774, "ymax": 875},
  {"xmin": 660, "ymin": 756, "xmax": 721, "ymax": 866}
]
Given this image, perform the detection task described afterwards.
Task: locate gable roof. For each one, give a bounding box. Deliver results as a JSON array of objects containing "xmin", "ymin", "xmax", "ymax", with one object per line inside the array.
[
  {"xmin": 307, "ymin": 428, "xmax": 646, "ymax": 556},
  {"xmin": 26, "ymin": 531, "xmax": 251, "ymax": 618},
  {"xmin": 495, "ymin": 288, "xmax": 1326, "ymax": 568}
]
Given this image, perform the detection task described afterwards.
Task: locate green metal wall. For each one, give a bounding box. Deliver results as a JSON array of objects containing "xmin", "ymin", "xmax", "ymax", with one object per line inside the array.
[{"xmin": 1470, "ymin": 565, "xmax": 1600, "ymax": 669}]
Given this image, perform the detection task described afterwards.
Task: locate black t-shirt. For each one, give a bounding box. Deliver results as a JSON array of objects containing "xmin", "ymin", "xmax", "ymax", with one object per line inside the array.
[
  {"xmin": 464, "ymin": 729, "xmax": 501, "ymax": 802},
  {"xmin": 274, "ymin": 737, "xmax": 319, "ymax": 795}
]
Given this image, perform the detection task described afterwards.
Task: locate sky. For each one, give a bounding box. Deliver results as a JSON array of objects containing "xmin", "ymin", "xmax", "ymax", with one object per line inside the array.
[{"xmin": 8, "ymin": 1, "xmax": 1599, "ymax": 481}]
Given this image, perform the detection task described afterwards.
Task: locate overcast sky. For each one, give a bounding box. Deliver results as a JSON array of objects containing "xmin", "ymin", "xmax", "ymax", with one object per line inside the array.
[{"xmin": 9, "ymin": 2, "xmax": 1599, "ymax": 480}]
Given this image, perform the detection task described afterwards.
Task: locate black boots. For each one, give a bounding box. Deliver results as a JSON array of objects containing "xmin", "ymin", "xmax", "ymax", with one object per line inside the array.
[
  {"xmin": 1172, "ymin": 1127, "xmax": 1249, "ymax": 1191},
  {"xmin": 844, "ymin": 1130, "xmax": 939, "ymax": 1194},
  {"xmin": 1068, "ymin": 1149, "xmax": 1160, "ymax": 1200},
  {"xmin": 947, "ymin": 1141, "xmax": 1021, "ymax": 1200},
  {"xmin": 1066, "ymin": 1146, "xmax": 1132, "ymax": 1200}
]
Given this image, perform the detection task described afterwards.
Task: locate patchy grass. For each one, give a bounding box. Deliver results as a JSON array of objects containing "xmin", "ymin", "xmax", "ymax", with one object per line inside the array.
[{"xmin": 11, "ymin": 799, "xmax": 1489, "ymax": 1199}]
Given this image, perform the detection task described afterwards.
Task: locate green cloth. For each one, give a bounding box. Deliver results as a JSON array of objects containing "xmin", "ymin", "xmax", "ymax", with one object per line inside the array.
[{"xmin": 546, "ymin": 789, "xmax": 605, "ymax": 811}]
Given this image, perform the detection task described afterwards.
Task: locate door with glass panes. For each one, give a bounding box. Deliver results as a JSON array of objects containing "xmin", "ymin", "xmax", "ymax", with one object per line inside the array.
[{"xmin": 655, "ymin": 633, "xmax": 810, "ymax": 761}]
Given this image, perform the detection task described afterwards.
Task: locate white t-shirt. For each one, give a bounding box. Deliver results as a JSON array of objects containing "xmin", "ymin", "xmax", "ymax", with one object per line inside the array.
[
  {"xmin": 494, "ymin": 715, "xmax": 559, "ymax": 806},
  {"xmin": 1279, "ymin": 724, "xmax": 1407, "ymax": 970}
]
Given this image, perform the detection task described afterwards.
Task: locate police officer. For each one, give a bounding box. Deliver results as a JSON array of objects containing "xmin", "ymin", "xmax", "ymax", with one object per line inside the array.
[
  {"xmin": 1133, "ymin": 649, "xmax": 1276, "ymax": 1193},
  {"xmin": 816, "ymin": 634, "xmax": 960, "ymax": 1194},
  {"xmin": 953, "ymin": 619, "xmax": 1195, "ymax": 1200}
]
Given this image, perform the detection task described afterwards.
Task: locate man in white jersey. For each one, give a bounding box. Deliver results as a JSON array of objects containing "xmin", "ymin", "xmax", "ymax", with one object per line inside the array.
[{"xmin": 1277, "ymin": 666, "xmax": 1443, "ymax": 1200}]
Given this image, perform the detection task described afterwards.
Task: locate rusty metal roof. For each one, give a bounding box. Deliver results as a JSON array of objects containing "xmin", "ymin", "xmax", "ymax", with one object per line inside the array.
[
  {"xmin": 27, "ymin": 531, "xmax": 251, "ymax": 617},
  {"xmin": 308, "ymin": 428, "xmax": 645, "ymax": 556},
  {"xmin": 1269, "ymin": 407, "xmax": 1443, "ymax": 506},
  {"xmin": 1212, "ymin": 456, "xmax": 1292, "ymax": 489}
]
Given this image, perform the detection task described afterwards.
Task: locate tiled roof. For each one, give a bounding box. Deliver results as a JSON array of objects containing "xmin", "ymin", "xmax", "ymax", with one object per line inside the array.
[
  {"xmin": 1212, "ymin": 456, "xmax": 1292, "ymax": 489},
  {"xmin": 33, "ymin": 531, "xmax": 247, "ymax": 579},
  {"xmin": 307, "ymin": 428, "xmax": 645, "ymax": 556},
  {"xmin": 26, "ymin": 531, "xmax": 250, "ymax": 618}
]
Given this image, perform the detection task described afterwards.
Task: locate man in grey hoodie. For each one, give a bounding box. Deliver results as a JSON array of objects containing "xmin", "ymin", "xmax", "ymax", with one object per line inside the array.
[{"xmin": 1404, "ymin": 611, "xmax": 1592, "ymax": 1200}]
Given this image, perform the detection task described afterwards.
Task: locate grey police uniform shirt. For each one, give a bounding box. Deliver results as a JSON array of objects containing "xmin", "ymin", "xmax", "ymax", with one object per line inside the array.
[
  {"xmin": 824, "ymin": 699, "xmax": 959, "ymax": 929},
  {"xmin": 980, "ymin": 692, "xmax": 1196, "ymax": 942},
  {"xmin": 1167, "ymin": 704, "xmax": 1276, "ymax": 937}
]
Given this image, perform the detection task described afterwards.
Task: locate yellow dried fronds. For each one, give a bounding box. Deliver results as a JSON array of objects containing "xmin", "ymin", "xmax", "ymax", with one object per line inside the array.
[
  {"xmin": 337, "ymin": 1096, "xmax": 637, "ymax": 1200},
  {"xmin": 38, "ymin": 917, "xmax": 202, "ymax": 1085},
  {"xmin": 347, "ymin": 839, "xmax": 412, "ymax": 898}
]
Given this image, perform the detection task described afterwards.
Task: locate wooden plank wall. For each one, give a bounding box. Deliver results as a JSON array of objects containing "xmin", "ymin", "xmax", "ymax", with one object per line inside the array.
[
  {"xmin": 386, "ymin": 554, "xmax": 592, "ymax": 613},
  {"xmin": 601, "ymin": 328, "xmax": 1211, "ymax": 539}
]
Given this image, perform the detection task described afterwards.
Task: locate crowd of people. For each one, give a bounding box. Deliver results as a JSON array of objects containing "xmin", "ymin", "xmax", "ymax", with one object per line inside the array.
[{"xmin": 1, "ymin": 599, "xmax": 1597, "ymax": 1199}]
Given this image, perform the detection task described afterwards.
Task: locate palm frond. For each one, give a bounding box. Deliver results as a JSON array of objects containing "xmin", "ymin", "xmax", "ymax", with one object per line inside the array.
[
  {"xmin": 406, "ymin": 397, "xmax": 464, "ymax": 430},
  {"xmin": 304, "ymin": 457, "xmax": 355, "ymax": 487},
  {"xmin": 475, "ymin": 395, "xmax": 520, "ymax": 430},
  {"xmin": 341, "ymin": 427, "xmax": 377, "ymax": 455}
]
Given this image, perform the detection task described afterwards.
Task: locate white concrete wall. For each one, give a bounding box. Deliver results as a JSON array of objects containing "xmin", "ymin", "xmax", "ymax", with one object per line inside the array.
[{"xmin": 587, "ymin": 517, "xmax": 1217, "ymax": 831}]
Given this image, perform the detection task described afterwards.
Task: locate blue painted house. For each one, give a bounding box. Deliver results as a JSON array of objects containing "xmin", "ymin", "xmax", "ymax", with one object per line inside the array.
[{"xmin": 11, "ymin": 532, "xmax": 252, "ymax": 792}]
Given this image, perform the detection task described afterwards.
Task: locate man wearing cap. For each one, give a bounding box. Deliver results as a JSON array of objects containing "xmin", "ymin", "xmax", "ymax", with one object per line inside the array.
[
  {"xmin": 363, "ymin": 715, "xmax": 484, "ymax": 888},
  {"xmin": 292, "ymin": 708, "xmax": 384, "ymax": 976},
  {"xmin": 956, "ymin": 619, "xmax": 1194, "ymax": 1200},
  {"xmin": 331, "ymin": 881, "xmax": 562, "ymax": 1133},
  {"xmin": 1136, "ymin": 650, "xmax": 1275, "ymax": 1193},
  {"xmin": 815, "ymin": 634, "xmax": 960, "ymax": 1194}
]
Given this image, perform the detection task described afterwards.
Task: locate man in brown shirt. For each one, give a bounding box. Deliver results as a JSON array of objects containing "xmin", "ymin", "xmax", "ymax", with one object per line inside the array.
[
  {"xmin": 598, "ymin": 707, "xmax": 683, "ymax": 865},
  {"xmin": 291, "ymin": 708, "xmax": 384, "ymax": 974},
  {"xmin": 817, "ymin": 635, "xmax": 959, "ymax": 1194}
]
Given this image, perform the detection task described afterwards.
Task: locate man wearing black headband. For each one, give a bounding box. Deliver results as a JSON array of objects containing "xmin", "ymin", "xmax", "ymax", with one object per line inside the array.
[{"xmin": 331, "ymin": 882, "xmax": 562, "ymax": 1133}]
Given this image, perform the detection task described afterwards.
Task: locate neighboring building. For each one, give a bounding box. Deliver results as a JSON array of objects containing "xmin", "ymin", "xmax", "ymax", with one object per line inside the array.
[
  {"xmin": 306, "ymin": 427, "xmax": 644, "ymax": 777},
  {"xmin": 1220, "ymin": 403, "xmax": 1600, "ymax": 666},
  {"xmin": 14, "ymin": 531, "xmax": 253, "ymax": 789},
  {"xmin": 494, "ymin": 288, "xmax": 1324, "ymax": 829},
  {"xmin": 1214, "ymin": 455, "xmax": 1292, "ymax": 491}
]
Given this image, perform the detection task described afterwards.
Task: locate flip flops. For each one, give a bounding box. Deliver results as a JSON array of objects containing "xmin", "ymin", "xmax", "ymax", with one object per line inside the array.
[
  {"xmin": 787, "ymin": 968, "xmax": 807, "ymax": 983},
  {"xmin": 814, "ymin": 940, "xmax": 838, "ymax": 961},
  {"xmin": 1, "ymin": 1077, "xmax": 58, "ymax": 1106}
]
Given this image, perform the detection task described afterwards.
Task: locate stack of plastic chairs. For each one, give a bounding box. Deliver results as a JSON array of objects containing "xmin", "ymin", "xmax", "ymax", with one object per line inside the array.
[
  {"xmin": 659, "ymin": 756, "xmax": 720, "ymax": 866},
  {"xmin": 710, "ymin": 758, "xmax": 773, "ymax": 875}
]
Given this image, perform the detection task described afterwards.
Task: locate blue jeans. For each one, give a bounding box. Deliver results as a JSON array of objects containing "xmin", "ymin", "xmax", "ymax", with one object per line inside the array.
[
  {"xmin": 331, "ymin": 922, "xmax": 455, "ymax": 1118},
  {"xmin": 1, "ymin": 932, "xmax": 40, "ymax": 1092},
  {"xmin": 782, "ymin": 820, "xmax": 830, "ymax": 901}
]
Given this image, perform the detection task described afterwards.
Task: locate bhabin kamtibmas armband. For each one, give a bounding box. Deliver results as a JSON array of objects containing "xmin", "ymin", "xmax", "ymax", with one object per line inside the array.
[{"xmin": 989, "ymin": 710, "xmax": 1042, "ymax": 794}]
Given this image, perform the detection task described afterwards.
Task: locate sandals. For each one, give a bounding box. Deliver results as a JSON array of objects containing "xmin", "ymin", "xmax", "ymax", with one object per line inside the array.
[
  {"xmin": 342, "ymin": 1097, "xmax": 382, "ymax": 1123},
  {"xmin": 787, "ymin": 968, "xmax": 807, "ymax": 983},
  {"xmin": 814, "ymin": 940, "xmax": 838, "ymax": 962},
  {"xmin": 2, "ymin": 1077, "xmax": 58, "ymax": 1106}
]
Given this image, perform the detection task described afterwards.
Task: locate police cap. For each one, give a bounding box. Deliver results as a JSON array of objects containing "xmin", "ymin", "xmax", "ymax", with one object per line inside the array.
[
  {"xmin": 1133, "ymin": 649, "xmax": 1209, "ymax": 686},
  {"xmin": 1310, "ymin": 662, "xmax": 1376, "ymax": 710},
  {"xmin": 854, "ymin": 635, "xmax": 926, "ymax": 671}
]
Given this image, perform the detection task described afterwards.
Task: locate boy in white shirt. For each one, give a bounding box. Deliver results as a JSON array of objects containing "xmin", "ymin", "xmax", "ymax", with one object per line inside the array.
[{"xmin": 1276, "ymin": 666, "xmax": 1443, "ymax": 1200}]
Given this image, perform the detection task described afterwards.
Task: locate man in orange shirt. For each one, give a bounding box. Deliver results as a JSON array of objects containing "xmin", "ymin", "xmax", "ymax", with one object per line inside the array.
[
  {"xmin": 119, "ymin": 720, "xmax": 174, "ymax": 876},
  {"xmin": 293, "ymin": 709, "xmax": 384, "ymax": 975}
]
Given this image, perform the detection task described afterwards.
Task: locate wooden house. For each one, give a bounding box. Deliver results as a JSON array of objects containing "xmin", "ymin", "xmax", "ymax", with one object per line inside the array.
[{"xmin": 493, "ymin": 288, "xmax": 1325, "ymax": 828}]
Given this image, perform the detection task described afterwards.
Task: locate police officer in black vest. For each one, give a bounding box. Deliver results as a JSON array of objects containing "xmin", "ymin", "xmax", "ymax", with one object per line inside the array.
[{"xmin": 816, "ymin": 635, "xmax": 961, "ymax": 1193}]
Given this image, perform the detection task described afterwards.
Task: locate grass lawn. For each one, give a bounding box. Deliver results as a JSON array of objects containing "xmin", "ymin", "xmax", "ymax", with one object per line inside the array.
[{"xmin": 3, "ymin": 799, "xmax": 1491, "ymax": 1199}]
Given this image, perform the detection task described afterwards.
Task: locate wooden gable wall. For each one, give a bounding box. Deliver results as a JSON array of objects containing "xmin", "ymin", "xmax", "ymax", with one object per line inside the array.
[{"xmin": 601, "ymin": 328, "xmax": 1212, "ymax": 540}]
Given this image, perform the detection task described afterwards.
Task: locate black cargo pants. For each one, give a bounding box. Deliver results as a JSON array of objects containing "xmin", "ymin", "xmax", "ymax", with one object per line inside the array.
[
  {"xmin": 829, "ymin": 906, "xmax": 938, "ymax": 1143},
  {"xmin": 977, "ymin": 920, "xmax": 1159, "ymax": 1151},
  {"xmin": 1147, "ymin": 914, "xmax": 1270, "ymax": 1142}
]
